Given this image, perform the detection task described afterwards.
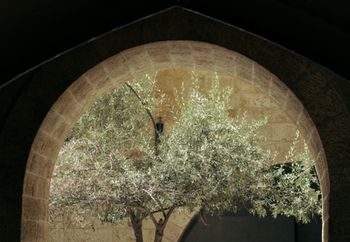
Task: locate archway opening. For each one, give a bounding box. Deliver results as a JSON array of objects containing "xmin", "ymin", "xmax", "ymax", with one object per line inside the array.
[{"xmin": 22, "ymin": 41, "xmax": 329, "ymax": 242}]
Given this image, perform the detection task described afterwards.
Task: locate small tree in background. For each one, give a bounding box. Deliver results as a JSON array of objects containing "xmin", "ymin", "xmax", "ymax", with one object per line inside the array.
[{"xmin": 50, "ymin": 74, "xmax": 321, "ymax": 242}]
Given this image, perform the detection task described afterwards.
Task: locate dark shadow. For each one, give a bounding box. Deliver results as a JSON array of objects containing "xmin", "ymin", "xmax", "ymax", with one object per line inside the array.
[{"xmin": 180, "ymin": 209, "xmax": 321, "ymax": 242}]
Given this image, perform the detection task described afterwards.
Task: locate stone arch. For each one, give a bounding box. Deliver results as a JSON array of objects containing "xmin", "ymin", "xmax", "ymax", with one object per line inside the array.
[{"xmin": 22, "ymin": 41, "xmax": 329, "ymax": 242}]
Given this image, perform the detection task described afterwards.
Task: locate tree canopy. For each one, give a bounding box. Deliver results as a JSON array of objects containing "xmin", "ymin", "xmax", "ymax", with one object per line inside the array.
[{"xmin": 50, "ymin": 74, "xmax": 321, "ymax": 242}]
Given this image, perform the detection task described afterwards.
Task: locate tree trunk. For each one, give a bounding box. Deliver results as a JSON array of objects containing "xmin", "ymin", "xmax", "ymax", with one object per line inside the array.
[
  {"xmin": 153, "ymin": 207, "xmax": 175, "ymax": 242},
  {"xmin": 154, "ymin": 224, "xmax": 165, "ymax": 242},
  {"xmin": 132, "ymin": 220, "xmax": 143, "ymax": 242},
  {"xmin": 129, "ymin": 212, "xmax": 143, "ymax": 242}
]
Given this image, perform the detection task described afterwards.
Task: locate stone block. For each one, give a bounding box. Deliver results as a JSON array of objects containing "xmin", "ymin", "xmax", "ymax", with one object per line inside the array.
[
  {"xmin": 240, "ymin": 108, "xmax": 269, "ymax": 122},
  {"xmin": 31, "ymin": 131, "xmax": 60, "ymax": 160},
  {"xmin": 50, "ymin": 116, "xmax": 74, "ymax": 143},
  {"xmin": 125, "ymin": 51, "xmax": 153, "ymax": 75},
  {"xmin": 84, "ymin": 63, "xmax": 109, "ymax": 87},
  {"xmin": 22, "ymin": 197, "xmax": 48, "ymax": 221},
  {"xmin": 63, "ymin": 228, "xmax": 113, "ymax": 242},
  {"xmin": 142, "ymin": 217, "xmax": 155, "ymax": 230},
  {"xmin": 268, "ymin": 107, "xmax": 291, "ymax": 123},
  {"xmin": 103, "ymin": 55, "xmax": 132, "ymax": 82},
  {"xmin": 162, "ymin": 237, "xmax": 173, "ymax": 242},
  {"xmin": 168, "ymin": 41, "xmax": 192, "ymax": 55},
  {"xmin": 307, "ymin": 130, "xmax": 323, "ymax": 159},
  {"xmin": 52, "ymin": 91, "xmax": 84, "ymax": 122},
  {"xmin": 168, "ymin": 209, "xmax": 194, "ymax": 228},
  {"xmin": 266, "ymin": 140, "xmax": 303, "ymax": 163},
  {"xmin": 315, "ymin": 159, "xmax": 330, "ymax": 194},
  {"xmin": 147, "ymin": 46, "xmax": 172, "ymax": 65},
  {"xmin": 269, "ymin": 76, "xmax": 289, "ymax": 105},
  {"xmin": 323, "ymin": 218, "xmax": 329, "ymax": 242},
  {"xmin": 322, "ymin": 195, "xmax": 330, "ymax": 221},
  {"xmin": 284, "ymin": 91, "xmax": 304, "ymax": 123},
  {"xmin": 253, "ymin": 62, "xmax": 272, "ymax": 93},
  {"xmin": 36, "ymin": 221, "xmax": 49, "ymax": 242},
  {"xmin": 212, "ymin": 49, "xmax": 236, "ymax": 75},
  {"xmin": 142, "ymin": 228, "xmax": 154, "ymax": 242},
  {"xmin": 156, "ymin": 69, "xmax": 192, "ymax": 96},
  {"xmin": 23, "ymin": 172, "xmax": 50, "ymax": 199},
  {"xmin": 49, "ymin": 228, "xmax": 64, "ymax": 242},
  {"xmin": 164, "ymin": 221, "xmax": 183, "ymax": 242},
  {"xmin": 168, "ymin": 42, "xmax": 194, "ymax": 68},
  {"xmin": 189, "ymin": 41, "xmax": 214, "ymax": 54},
  {"xmin": 193, "ymin": 55, "xmax": 216, "ymax": 70},
  {"xmin": 145, "ymin": 41, "xmax": 169, "ymax": 49},
  {"xmin": 236, "ymin": 92, "xmax": 271, "ymax": 109},
  {"xmin": 112, "ymin": 226, "xmax": 135, "ymax": 241},
  {"xmin": 171, "ymin": 56, "xmax": 195, "ymax": 69},
  {"xmin": 234, "ymin": 54, "xmax": 253, "ymax": 81},
  {"xmin": 217, "ymin": 74, "xmax": 234, "ymax": 90},
  {"xmin": 39, "ymin": 109, "xmax": 64, "ymax": 135},
  {"xmin": 21, "ymin": 220, "xmax": 38, "ymax": 242},
  {"xmin": 121, "ymin": 45, "xmax": 146, "ymax": 58},
  {"xmin": 257, "ymin": 124, "xmax": 272, "ymax": 140},
  {"xmin": 68, "ymin": 76, "xmax": 95, "ymax": 103},
  {"xmin": 235, "ymin": 78, "xmax": 259, "ymax": 94},
  {"xmin": 296, "ymin": 109, "xmax": 315, "ymax": 138},
  {"xmin": 27, "ymin": 152, "xmax": 54, "ymax": 178},
  {"xmin": 271, "ymin": 123, "xmax": 297, "ymax": 141}
]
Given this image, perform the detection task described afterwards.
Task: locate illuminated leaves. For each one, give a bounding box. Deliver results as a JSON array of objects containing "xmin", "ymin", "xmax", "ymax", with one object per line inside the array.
[{"xmin": 50, "ymin": 73, "xmax": 321, "ymax": 233}]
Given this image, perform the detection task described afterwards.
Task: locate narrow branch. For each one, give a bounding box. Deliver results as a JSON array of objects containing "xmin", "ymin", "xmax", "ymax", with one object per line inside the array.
[
  {"xmin": 149, "ymin": 213, "xmax": 158, "ymax": 226},
  {"xmin": 125, "ymin": 82, "xmax": 160, "ymax": 155},
  {"xmin": 163, "ymin": 206, "xmax": 175, "ymax": 226},
  {"xmin": 125, "ymin": 82, "xmax": 156, "ymax": 129},
  {"xmin": 199, "ymin": 209, "xmax": 208, "ymax": 226},
  {"xmin": 142, "ymin": 188, "xmax": 167, "ymax": 217},
  {"xmin": 138, "ymin": 205, "xmax": 182, "ymax": 221}
]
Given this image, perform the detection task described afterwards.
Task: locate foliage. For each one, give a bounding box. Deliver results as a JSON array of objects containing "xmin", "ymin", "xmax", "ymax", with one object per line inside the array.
[{"xmin": 50, "ymin": 73, "xmax": 321, "ymax": 242}]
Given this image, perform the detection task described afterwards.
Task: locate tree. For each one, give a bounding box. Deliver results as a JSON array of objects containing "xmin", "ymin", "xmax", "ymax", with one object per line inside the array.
[{"xmin": 49, "ymin": 74, "xmax": 321, "ymax": 242}]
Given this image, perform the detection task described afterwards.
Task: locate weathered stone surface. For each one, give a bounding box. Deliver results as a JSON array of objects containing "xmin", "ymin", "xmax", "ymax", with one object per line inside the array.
[
  {"xmin": 14, "ymin": 41, "xmax": 331, "ymax": 242},
  {"xmin": 23, "ymin": 173, "xmax": 50, "ymax": 199},
  {"xmin": 26, "ymin": 152, "xmax": 54, "ymax": 178},
  {"xmin": 31, "ymin": 131, "xmax": 60, "ymax": 159},
  {"xmin": 38, "ymin": 109, "xmax": 65, "ymax": 135},
  {"xmin": 45, "ymin": 42, "xmax": 326, "ymax": 242},
  {"xmin": 22, "ymin": 197, "xmax": 48, "ymax": 221},
  {"xmin": 50, "ymin": 209, "xmax": 194, "ymax": 242},
  {"xmin": 52, "ymin": 91, "xmax": 85, "ymax": 122},
  {"xmin": 84, "ymin": 63, "xmax": 109, "ymax": 88},
  {"xmin": 271, "ymin": 123, "xmax": 297, "ymax": 141},
  {"xmin": 36, "ymin": 222, "xmax": 49, "ymax": 242},
  {"xmin": 270, "ymin": 76, "xmax": 289, "ymax": 105},
  {"xmin": 68, "ymin": 76, "xmax": 95, "ymax": 103},
  {"xmin": 21, "ymin": 220, "xmax": 38, "ymax": 242},
  {"xmin": 147, "ymin": 45, "xmax": 172, "ymax": 66}
]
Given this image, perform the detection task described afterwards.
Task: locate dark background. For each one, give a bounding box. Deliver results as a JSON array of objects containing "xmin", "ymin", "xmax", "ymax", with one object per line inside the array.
[
  {"xmin": 1, "ymin": 0, "xmax": 350, "ymax": 87},
  {"xmin": 181, "ymin": 211, "xmax": 321, "ymax": 242}
]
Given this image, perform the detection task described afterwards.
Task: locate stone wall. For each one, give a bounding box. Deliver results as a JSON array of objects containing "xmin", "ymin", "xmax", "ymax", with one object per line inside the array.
[
  {"xmin": 49, "ymin": 59, "xmax": 314, "ymax": 241},
  {"xmin": 21, "ymin": 41, "xmax": 328, "ymax": 242},
  {"xmin": 3, "ymin": 7, "xmax": 350, "ymax": 242},
  {"xmin": 50, "ymin": 209, "xmax": 196, "ymax": 242}
]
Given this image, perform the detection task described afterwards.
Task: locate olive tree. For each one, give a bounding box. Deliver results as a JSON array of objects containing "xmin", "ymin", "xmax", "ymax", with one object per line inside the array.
[{"xmin": 50, "ymin": 74, "xmax": 321, "ymax": 242}]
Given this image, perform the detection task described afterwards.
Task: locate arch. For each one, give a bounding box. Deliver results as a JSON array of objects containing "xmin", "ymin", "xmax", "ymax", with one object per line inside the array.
[{"xmin": 22, "ymin": 41, "xmax": 329, "ymax": 242}]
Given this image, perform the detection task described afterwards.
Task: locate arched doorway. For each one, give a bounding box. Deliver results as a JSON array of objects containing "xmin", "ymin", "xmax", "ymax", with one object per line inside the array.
[{"xmin": 22, "ymin": 41, "xmax": 329, "ymax": 242}]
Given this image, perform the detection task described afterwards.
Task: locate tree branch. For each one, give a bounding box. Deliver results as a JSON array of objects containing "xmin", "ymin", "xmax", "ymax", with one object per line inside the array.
[
  {"xmin": 125, "ymin": 82, "xmax": 156, "ymax": 129},
  {"xmin": 125, "ymin": 82, "xmax": 160, "ymax": 155},
  {"xmin": 199, "ymin": 209, "xmax": 208, "ymax": 226},
  {"xmin": 163, "ymin": 206, "xmax": 175, "ymax": 226},
  {"xmin": 149, "ymin": 213, "xmax": 158, "ymax": 226},
  {"xmin": 142, "ymin": 188, "xmax": 167, "ymax": 217}
]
